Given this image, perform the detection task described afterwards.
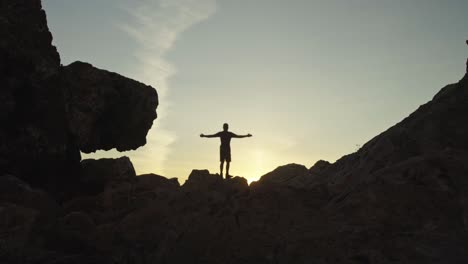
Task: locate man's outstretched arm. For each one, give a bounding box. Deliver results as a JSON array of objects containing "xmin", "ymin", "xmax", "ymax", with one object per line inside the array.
[
  {"xmin": 232, "ymin": 133, "xmax": 252, "ymax": 138},
  {"xmin": 200, "ymin": 133, "xmax": 220, "ymax": 138}
]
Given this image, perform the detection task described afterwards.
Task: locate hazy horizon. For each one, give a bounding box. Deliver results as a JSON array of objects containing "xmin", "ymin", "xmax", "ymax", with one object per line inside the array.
[{"xmin": 43, "ymin": 0, "xmax": 468, "ymax": 183}]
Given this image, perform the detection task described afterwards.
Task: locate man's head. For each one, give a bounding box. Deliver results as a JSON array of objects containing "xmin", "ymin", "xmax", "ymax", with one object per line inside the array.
[{"xmin": 223, "ymin": 123, "xmax": 229, "ymax": 131}]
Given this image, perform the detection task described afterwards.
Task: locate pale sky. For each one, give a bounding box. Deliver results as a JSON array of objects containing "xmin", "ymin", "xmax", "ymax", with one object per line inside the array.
[{"xmin": 43, "ymin": 0, "xmax": 467, "ymax": 183}]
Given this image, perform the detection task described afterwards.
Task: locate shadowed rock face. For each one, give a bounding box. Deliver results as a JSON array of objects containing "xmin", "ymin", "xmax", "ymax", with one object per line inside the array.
[
  {"xmin": 254, "ymin": 163, "xmax": 311, "ymax": 189},
  {"xmin": 1, "ymin": 74, "xmax": 468, "ymax": 263},
  {"xmin": 313, "ymin": 75, "xmax": 468, "ymax": 197},
  {"xmin": 114, "ymin": 76, "xmax": 466, "ymax": 264},
  {"xmin": 0, "ymin": 1, "xmax": 158, "ymax": 261},
  {"xmin": 2, "ymin": 0, "xmax": 468, "ymax": 263},
  {"xmin": 0, "ymin": 0, "xmax": 79, "ymax": 188},
  {"xmin": 79, "ymin": 157, "xmax": 136, "ymax": 195},
  {"xmin": 0, "ymin": 0, "xmax": 158, "ymax": 193},
  {"xmin": 0, "ymin": 0, "xmax": 60, "ymax": 78},
  {"xmin": 63, "ymin": 62, "xmax": 158, "ymax": 153}
]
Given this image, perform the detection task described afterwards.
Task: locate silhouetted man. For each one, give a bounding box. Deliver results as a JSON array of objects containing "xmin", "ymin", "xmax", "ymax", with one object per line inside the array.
[{"xmin": 200, "ymin": 123, "xmax": 252, "ymax": 179}]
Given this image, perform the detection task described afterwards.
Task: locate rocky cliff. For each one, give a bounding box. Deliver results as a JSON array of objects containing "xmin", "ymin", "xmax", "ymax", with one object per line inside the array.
[
  {"xmin": 1, "ymin": 1, "xmax": 468, "ymax": 264},
  {"xmin": 0, "ymin": 0, "xmax": 158, "ymax": 196}
]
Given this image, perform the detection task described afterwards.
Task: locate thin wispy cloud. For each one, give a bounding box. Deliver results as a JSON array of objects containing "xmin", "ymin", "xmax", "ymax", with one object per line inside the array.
[{"xmin": 120, "ymin": 0, "xmax": 217, "ymax": 175}]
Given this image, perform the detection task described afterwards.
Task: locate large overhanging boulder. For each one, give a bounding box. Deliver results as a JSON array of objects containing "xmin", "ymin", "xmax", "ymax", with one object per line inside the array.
[
  {"xmin": 0, "ymin": 0, "xmax": 159, "ymax": 194},
  {"xmin": 62, "ymin": 62, "xmax": 158, "ymax": 153}
]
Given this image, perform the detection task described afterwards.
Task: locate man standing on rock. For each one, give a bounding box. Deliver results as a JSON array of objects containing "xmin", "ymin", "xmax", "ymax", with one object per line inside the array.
[{"xmin": 200, "ymin": 123, "xmax": 252, "ymax": 179}]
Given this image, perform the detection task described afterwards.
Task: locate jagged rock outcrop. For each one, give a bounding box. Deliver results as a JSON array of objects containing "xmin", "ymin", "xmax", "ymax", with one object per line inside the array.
[
  {"xmin": 2, "ymin": 0, "xmax": 468, "ymax": 263},
  {"xmin": 313, "ymin": 74, "xmax": 468, "ymax": 196},
  {"xmin": 0, "ymin": 0, "xmax": 79, "ymax": 190},
  {"xmin": 0, "ymin": 1, "xmax": 158, "ymax": 262},
  {"xmin": 182, "ymin": 169, "xmax": 249, "ymax": 199},
  {"xmin": 309, "ymin": 159, "xmax": 331, "ymax": 176},
  {"xmin": 79, "ymin": 157, "xmax": 136, "ymax": 195},
  {"xmin": 91, "ymin": 73, "xmax": 467, "ymax": 264},
  {"xmin": 135, "ymin": 174, "xmax": 180, "ymax": 193},
  {"xmin": 0, "ymin": 0, "xmax": 158, "ymax": 195},
  {"xmin": 63, "ymin": 62, "xmax": 158, "ymax": 153},
  {"xmin": 253, "ymin": 163, "xmax": 311, "ymax": 188}
]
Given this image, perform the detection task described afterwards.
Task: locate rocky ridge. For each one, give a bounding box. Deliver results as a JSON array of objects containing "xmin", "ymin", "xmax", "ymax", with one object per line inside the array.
[{"xmin": 1, "ymin": 1, "xmax": 468, "ymax": 263}]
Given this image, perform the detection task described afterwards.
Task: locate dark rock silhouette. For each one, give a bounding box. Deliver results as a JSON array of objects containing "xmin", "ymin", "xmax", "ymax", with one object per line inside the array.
[
  {"xmin": 55, "ymin": 211, "xmax": 98, "ymax": 252},
  {"xmin": 0, "ymin": 0, "xmax": 158, "ymax": 196},
  {"xmin": 253, "ymin": 163, "xmax": 311, "ymax": 188},
  {"xmin": 79, "ymin": 157, "xmax": 136, "ymax": 195},
  {"xmin": 0, "ymin": 0, "xmax": 79, "ymax": 192},
  {"xmin": 135, "ymin": 173, "xmax": 180, "ymax": 192},
  {"xmin": 183, "ymin": 169, "xmax": 249, "ymax": 194},
  {"xmin": 63, "ymin": 62, "xmax": 158, "ymax": 153},
  {"xmin": 1, "ymin": 0, "xmax": 468, "ymax": 263},
  {"xmin": 312, "ymin": 74, "xmax": 468, "ymax": 196},
  {"xmin": 309, "ymin": 159, "xmax": 331, "ymax": 176},
  {"xmin": 0, "ymin": 175, "xmax": 60, "ymax": 214},
  {"xmin": 70, "ymin": 68, "xmax": 466, "ymax": 263}
]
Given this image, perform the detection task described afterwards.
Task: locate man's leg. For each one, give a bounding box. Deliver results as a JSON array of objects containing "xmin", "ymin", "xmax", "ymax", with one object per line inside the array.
[
  {"xmin": 226, "ymin": 162, "xmax": 230, "ymax": 179},
  {"xmin": 220, "ymin": 161, "xmax": 224, "ymax": 177}
]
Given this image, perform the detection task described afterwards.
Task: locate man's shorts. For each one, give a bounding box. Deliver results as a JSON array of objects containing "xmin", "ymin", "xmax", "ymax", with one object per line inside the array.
[{"xmin": 220, "ymin": 145, "xmax": 231, "ymax": 162}]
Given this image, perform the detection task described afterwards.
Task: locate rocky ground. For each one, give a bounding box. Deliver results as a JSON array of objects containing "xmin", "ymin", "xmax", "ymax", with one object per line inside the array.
[{"xmin": 1, "ymin": 1, "xmax": 468, "ymax": 263}]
